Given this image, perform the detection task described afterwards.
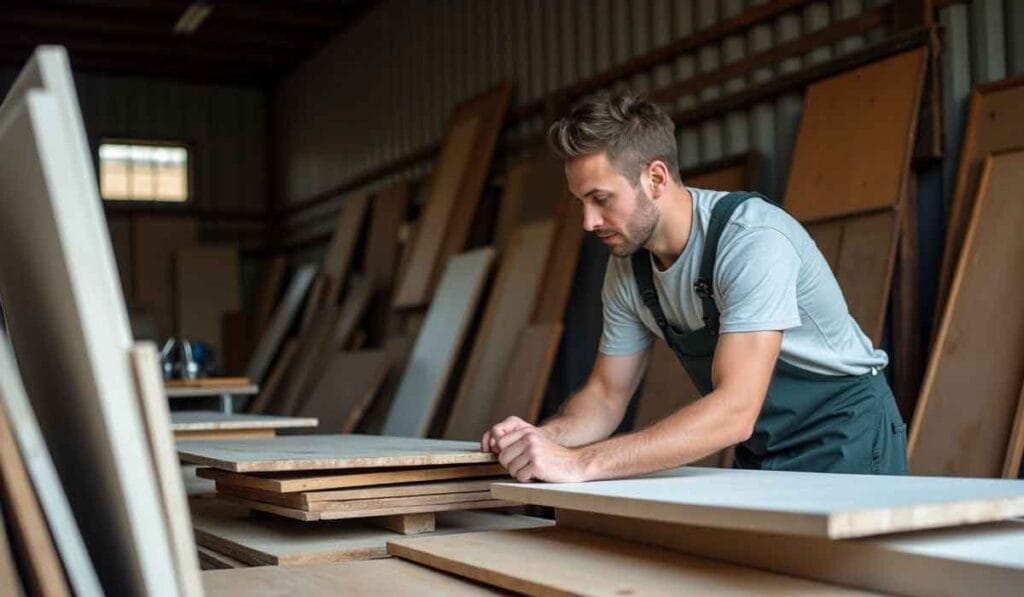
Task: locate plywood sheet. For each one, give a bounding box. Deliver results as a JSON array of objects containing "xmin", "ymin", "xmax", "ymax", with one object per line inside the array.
[
  {"xmin": 274, "ymin": 305, "xmax": 341, "ymax": 415},
  {"xmin": 936, "ymin": 77, "xmax": 1024, "ymax": 325},
  {"xmin": 321, "ymin": 193, "xmax": 370, "ymax": 305},
  {"xmin": 909, "ymin": 150, "xmax": 1024, "ymax": 477},
  {"xmin": 130, "ymin": 343, "xmax": 203, "ymax": 597},
  {"xmin": 246, "ymin": 339, "xmax": 297, "ymax": 414},
  {"xmin": 133, "ymin": 215, "xmax": 199, "ymax": 339},
  {"xmin": 0, "ymin": 332, "xmax": 99, "ymax": 595},
  {"xmin": 196, "ymin": 545, "xmax": 248, "ymax": 570},
  {"xmin": 298, "ymin": 350, "xmax": 390, "ymax": 433},
  {"xmin": 330, "ymin": 274, "xmax": 373, "ymax": 348},
  {"xmin": 388, "ymin": 527, "xmax": 870, "ymax": 595},
  {"xmin": 489, "ymin": 323, "xmax": 563, "ymax": 425},
  {"xmin": 805, "ymin": 209, "xmax": 900, "ymax": 344},
  {"xmin": 175, "ymin": 246, "xmax": 240, "ymax": 362},
  {"xmin": 197, "ymin": 463, "xmax": 507, "ymax": 493},
  {"xmin": 445, "ymin": 221, "xmax": 557, "ymax": 440},
  {"xmin": 365, "ymin": 182, "xmax": 410, "ymax": 290},
  {"xmin": 251, "ymin": 256, "xmax": 286, "ymax": 336},
  {"xmin": 383, "ymin": 248, "xmax": 496, "ymax": 437},
  {"xmin": 492, "ymin": 154, "xmax": 563, "ymax": 251},
  {"xmin": 165, "ymin": 376, "xmax": 251, "ymax": 389},
  {"xmin": 201, "ymin": 559, "xmax": 498, "ymax": 595},
  {"xmin": 393, "ymin": 83, "xmax": 512, "ymax": 308},
  {"xmin": 682, "ymin": 152, "xmax": 757, "ymax": 191},
  {"xmin": 784, "ymin": 48, "xmax": 926, "ymax": 222},
  {"xmin": 178, "ymin": 435, "xmax": 496, "ymax": 472},
  {"xmin": 490, "ymin": 466, "xmax": 1024, "ymax": 539},
  {"xmin": 1005, "ymin": 382, "xmax": 1024, "ymax": 479},
  {"xmin": 191, "ymin": 499, "xmax": 548, "ymax": 566},
  {"xmin": 223, "ymin": 494, "xmax": 513, "ymax": 522},
  {"xmin": 245, "ymin": 264, "xmax": 317, "ymax": 384},
  {"xmin": 218, "ymin": 479, "xmax": 500, "ymax": 507},
  {"xmin": 0, "ymin": 48, "xmax": 180, "ymax": 595},
  {"xmin": 0, "ymin": 513, "xmax": 24, "ymax": 597},
  {"xmin": 532, "ymin": 197, "xmax": 584, "ymax": 324},
  {"xmin": 556, "ymin": 509, "xmax": 1024, "ymax": 597},
  {"xmin": 170, "ymin": 412, "xmax": 318, "ymax": 432}
]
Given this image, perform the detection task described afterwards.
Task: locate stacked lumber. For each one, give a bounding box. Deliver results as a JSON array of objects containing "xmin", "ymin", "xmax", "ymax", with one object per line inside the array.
[
  {"xmin": 178, "ymin": 435, "xmax": 515, "ymax": 522},
  {"xmin": 382, "ymin": 468, "xmax": 1024, "ymax": 595}
]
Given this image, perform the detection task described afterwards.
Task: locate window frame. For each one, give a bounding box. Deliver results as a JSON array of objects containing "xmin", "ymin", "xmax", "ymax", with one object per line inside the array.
[{"xmin": 96, "ymin": 137, "xmax": 195, "ymax": 206}]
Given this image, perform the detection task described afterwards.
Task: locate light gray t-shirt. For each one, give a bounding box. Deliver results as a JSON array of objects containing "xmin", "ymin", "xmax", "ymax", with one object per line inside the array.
[{"xmin": 599, "ymin": 188, "xmax": 888, "ymax": 376}]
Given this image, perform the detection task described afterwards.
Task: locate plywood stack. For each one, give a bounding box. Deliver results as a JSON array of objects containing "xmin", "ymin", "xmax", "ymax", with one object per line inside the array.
[
  {"xmin": 384, "ymin": 468, "xmax": 1024, "ymax": 595},
  {"xmin": 178, "ymin": 435, "xmax": 516, "ymax": 524}
]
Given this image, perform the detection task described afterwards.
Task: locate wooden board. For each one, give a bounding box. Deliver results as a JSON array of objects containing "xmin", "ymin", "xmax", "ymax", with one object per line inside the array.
[
  {"xmin": 805, "ymin": 209, "xmax": 901, "ymax": 344},
  {"xmin": 197, "ymin": 463, "xmax": 507, "ymax": 493},
  {"xmin": 244, "ymin": 264, "xmax": 317, "ymax": 384},
  {"xmin": 445, "ymin": 221, "xmax": 557, "ymax": 440},
  {"xmin": 387, "ymin": 527, "xmax": 870, "ymax": 595},
  {"xmin": 490, "ymin": 466, "xmax": 1024, "ymax": 539},
  {"xmin": 784, "ymin": 48, "xmax": 926, "ymax": 222},
  {"xmin": 175, "ymin": 429, "xmax": 276, "ymax": 441},
  {"xmin": 251, "ymin": 256, "xmax": 286, "ymax": 336},
  {"xmin": 132, "ymin": 215, "xmax": 199, "ymax": 339},
  {"xmin": 322, "ymin": 193, "xmax": 370, "ymax": 305},
  {"xmin": 376, "ymin": 513, "xmax": 434, "ymax": 535},
  {"xmin": 166, "ymin": 377, "xmax": 251, "ymax": 389},
  {"xmin": 1006, "ymin": 381, "xmax": 1024, "ymax": 479},
  {"xmin": 246, "ymin": 339, "xmax": 297, "ymax": 414},
  {"xmin": 178, "ymin": 435, "xmax": 496, "ymax": 472},
  {"xmin": 196, "ymin": 545, "xmax": 248, "ymax": 570},
  {"xmin": 365, "ymin": 182, "xmax": 410, "ymax": 290},
  {"xmin": 130, "ymin": 343, "xmax": 203, "ymax": 597},
  {"xmin": 229, "ymin": 490, "xmax": 495, "ymax": 515},
  {"xmin": 492, "ymin": 154, "xmax": 564, "ymax": 251},
  {"xmin": 0, "ymin": 331, "xmax": 99, "ymax": 594},
  {"xmin": 201, "ymin": 559, "xmax": 498, "ymax": 595},
  {"xmin": 191, "ymin": 499, "xmax": 549, "ymax": 566},
  {"xmin": 274, "ymin": 305, "xmax": 341, "ymax": 415},
  {"xmin": 0, "ymin": 512, "xmax": 24, "ymax": 597},
  {"xmin": 330, "ymin": 274, "xmax": 374, "ymax": 348},
  {"xmin": 393, "ymin": 83, "xmax": 512, "ymax": 308},
  {"xmin": 298, "ymin": 350, "xmax": 390, "ymax": 433},
  {"xmin": 909, "ymin": 150, "xmax": 1024, "ymax": 477},
  {"xmin": 174, "ymin": 246, "xmax": 240, "ymax": 361},
  {"xmin": 170, "ymin": 412, "xmax": 318, "ymax": 432},
  {"xmin": 532, "ymin": 198, "xmax": 584, "ymax": 324},
  {"xmin": 383, "ymin": 248, "xmax": 496, "ymax": 437},
  {"xmin": 223, "ymin": 495, "xmax": 515, "ymax": 522},
  {"xmin": 0, "ymin": 48, "xmax": 180, "ymax": 595},
  {"xmin": 556, "ymin": 509, "xmax": 1024, "ymax": 597},
  {"xmin": 682, "ymin": 151, "xmax": 758, "ymax": 191},
  {"xmin": 936, "ymin": 76, "xmax": 1024, "ymax": 327},
  {"xmin": 489, "ymin": 322, "xmax": 563, "ymax": 425},
  {"xmin": 215, "ymin": 479, "xmax": 499, "ymax": 508}
]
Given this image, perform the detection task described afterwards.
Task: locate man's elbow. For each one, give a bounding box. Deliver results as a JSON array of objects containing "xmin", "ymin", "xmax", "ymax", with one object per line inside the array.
[{"xmin": 726, "ymin": 394, "xmax": 763, "ymax": 445}]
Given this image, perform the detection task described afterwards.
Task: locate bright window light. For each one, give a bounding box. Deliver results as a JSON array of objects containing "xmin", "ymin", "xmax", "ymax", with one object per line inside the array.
[{"xmin": 99, "ymin": 140, "xmax": 189, "ymax": 202}]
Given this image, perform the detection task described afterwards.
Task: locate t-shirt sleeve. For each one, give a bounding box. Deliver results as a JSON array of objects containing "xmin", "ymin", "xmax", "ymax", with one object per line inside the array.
[
  {"xmin": 598, "ymin": 259, "xmax": 655, "ymax": 355},
  {"xmin": 714, "ymin": 226, "xmax": 802, "ymax": 334}
]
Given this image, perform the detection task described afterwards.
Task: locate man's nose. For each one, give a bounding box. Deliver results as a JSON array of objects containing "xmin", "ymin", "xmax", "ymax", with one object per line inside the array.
[{"xmin": 582, "ymin": 204, "xmax": 602, "ymax": 232}]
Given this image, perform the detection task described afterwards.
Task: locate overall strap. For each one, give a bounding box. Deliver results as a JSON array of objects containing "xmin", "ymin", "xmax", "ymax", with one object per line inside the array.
[{"xmin": 632, "ymin": 247, "xmax": 678, "ymax": 344}]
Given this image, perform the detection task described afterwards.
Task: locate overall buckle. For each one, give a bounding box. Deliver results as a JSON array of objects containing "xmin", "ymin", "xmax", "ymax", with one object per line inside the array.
[{"xmin": 693, "ymin": 278, "xmax": 712, "ymax": 298}]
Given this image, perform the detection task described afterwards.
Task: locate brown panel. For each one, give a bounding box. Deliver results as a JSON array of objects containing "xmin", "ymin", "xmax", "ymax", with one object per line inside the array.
[
  {"xmin": 1004, "ymin": 383, "xmax": 1024, "ymax": 479},
  {"xmin": 935, "ymin": 78, "xmax": 1024, "ymax": 329},
  {"xmin": 0, "ymin": 513, "xmax": 23, "ymax": 597},
  {"xmin": 197, "ymin": 463, "xmax": 507, "ymax": 493},
  {"xmin": 247, "ymin": 339, "xmax": 298, "ymax": 414},
  {"xmin": 784, "ymin": 48, "xmax": 926, "ymax": 222},
  {"xmin": 489, "ymin": 323, "xmax": 563, "ymax": 425},
  {"xmin": 680, "ymin": 153, "xmax": 758, "ymax": 192},
  {"xmin": 132, "ymin": 215, "xmax": 199, "ymax": 339},
  {"xmin": 445, "ymin": 221, "xmax": 557, "ymax": 440},
  {"xmin": 252, "ymin": 256, "xmax": 287, "ymax": 336},
  {"xmin": 364, "ymin": 182, "xmax": 410, "ymax": 342},
  {"xmin": 298, "ymin": 350, "xmax": 390, "ymax": 433},
  {"xmin": 492, "ymin": 154, "xmax": 564, "ymax": 251},
  {"xmin": 909, "ymin": 151, "xmax": 1024, "ymax": 477},
  {"xmin": 322, "ymin": 193, "xmax": 370, "ymax": 305},
  {"xmin": 532, "ymin": 196, "xmax": 585, "ymax": 324},
  {"xmin": 274, "ymin": 305, "xmax": 341, "ymax": 415},
  {"xmin": 393, "ymin": 83, "xmax": 512, "ymax": 308},
  {"xmin": 175, "ymin": 246, "xmax": 241, "ymax": 362}
]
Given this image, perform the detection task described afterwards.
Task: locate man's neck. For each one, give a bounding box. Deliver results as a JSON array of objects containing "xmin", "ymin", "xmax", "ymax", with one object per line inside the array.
[{"xmin": 647, "ymin": 184, "xmax": 693, "ymax": 271}]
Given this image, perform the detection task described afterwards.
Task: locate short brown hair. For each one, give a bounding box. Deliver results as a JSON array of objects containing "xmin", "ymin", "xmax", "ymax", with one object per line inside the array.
[{"xmin": 547, "ymin": 94, "xmax": 680, "ymax": 185}]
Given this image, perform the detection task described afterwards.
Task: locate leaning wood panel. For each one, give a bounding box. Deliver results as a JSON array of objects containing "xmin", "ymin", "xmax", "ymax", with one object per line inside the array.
[
  {"xmin": 532, "ymin": 198, "xmax": 585, "ymax": 324},
  {"xmin": 489, "ymin": 323, "xmax": 563, "ymax": 425},
  {"xmin": 393, "ymin": 83, "xmax": 512, "ymax": 308},
  {"xmin": 383, "ymin": 248, "xmax": 496, "ymax": 438},
  {"xmin": 784, "ymin": 48, "xmax": 926, "ymax": 222},
  {"xmin": 321, "ymin": 193, "xmax": 370, "ymax": 305},
  {"xmin": 247, "ymin": 340, "xmax": 298, "ymax": 414},
  {"xmin": 197, "ymin": 463, "xmax": 507, "ymax": 493},
  {"xmin": 387, "ymin": 527, "xmax": 867, "ymax": 595},
  {"xmin": 132, "ymin": 214, "xmax": 198, "ymax": 339},
  {"xmin": 492, "ymin": 154, "xmax": 564, "ymax": 251},
  {"xmin": 445, "ymin": 221, "xmax": 557, "ymax": 440},
  {"xmin": 1004, "ymin": 382, "xmax": 1024, "ymax": 479},
  {"xmin": 177, "ymin": 435, "xmax": 496, "ymax": 473},
  {"xmin": 556, "ymin": 509, "xmax": 1024, "ymax": 597},
  {"xmin": 245, "ymin": 264, "xmax": 317, "ymax": 385},
  {"xmin": 174, "ymin": 246, "xmax": 240, "ymax": 361},
  {"xmin": 935, "ymin": 77, "xmax": 1024, "ymax": 326},
  {"xmin": 0, "ymin": 513, "xmax": 24, "ymax": 597},
  {"xmin": 298, "ymin": 350, "xmax": 390, "ymax": 433},
  {"xmin": 252, "ymin": 256, "xmax": 287, "ymax": 336},
  {"xmin": 0, "ymin": 48, "xmax": 180, "ymax": 595},
  {"xmin": 909, "ymin": 151, "xmax": 1024, "ymax": 477},
  {"xmin": 491, "ymin": 466, "xmax": 1024, "ymax": 539}
]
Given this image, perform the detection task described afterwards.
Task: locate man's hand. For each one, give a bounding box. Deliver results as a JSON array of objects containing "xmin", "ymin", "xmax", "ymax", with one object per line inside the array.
[
  {"xmin": 494, "ymin": 425, "xmax": 591, "ymax": 483},
  {"xmin": 480, "ymin": 416, "xmax": 537, "ymax": 454}
]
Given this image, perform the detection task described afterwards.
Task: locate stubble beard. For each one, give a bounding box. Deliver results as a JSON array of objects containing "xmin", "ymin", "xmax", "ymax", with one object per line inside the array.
[{"xmin": 609, "ymin": 185, "xmax": 659, "ymax": 257}]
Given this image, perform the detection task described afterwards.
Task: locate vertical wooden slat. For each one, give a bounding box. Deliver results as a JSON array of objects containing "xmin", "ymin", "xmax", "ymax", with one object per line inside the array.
[{"xmin": 969, "ymin": 0, "xmax": 1007, "ymax": 84}]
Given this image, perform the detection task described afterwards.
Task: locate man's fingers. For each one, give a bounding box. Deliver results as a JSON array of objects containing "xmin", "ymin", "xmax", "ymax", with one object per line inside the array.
[
  {"xmin": 490, "ymin": 416, "xmax": 530, "ymax": 439},
  {"xmin": 495, "ymin": 427, "xmax": 535, "ymax": 453},
  {"xmin": 497, "ymin": 438, "xmax": 529, "ymax": 470},
  {"xmin": 480, "ymin": 431, "xmax": 491, "ymax": 453},
  {"xmin": 506, "ymin": 450, "xmax": 533, "ymax": 480}
]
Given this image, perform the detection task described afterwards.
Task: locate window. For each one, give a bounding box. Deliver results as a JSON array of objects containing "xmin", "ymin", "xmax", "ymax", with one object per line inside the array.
[{"xmin": 99, "ymin": 140, "xmax": 190, "ymax": 202}]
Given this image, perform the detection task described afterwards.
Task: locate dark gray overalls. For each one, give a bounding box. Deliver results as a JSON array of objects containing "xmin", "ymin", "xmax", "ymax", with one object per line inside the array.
[{"xmin": 632, "ymin": 192, "xmax": 907, "ymax": 474}]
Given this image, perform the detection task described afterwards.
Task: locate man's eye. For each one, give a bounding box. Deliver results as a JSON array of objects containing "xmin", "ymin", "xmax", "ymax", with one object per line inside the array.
[{"xmin": 595, "ymin": 195, "xmax": 609, "ymax": 204}]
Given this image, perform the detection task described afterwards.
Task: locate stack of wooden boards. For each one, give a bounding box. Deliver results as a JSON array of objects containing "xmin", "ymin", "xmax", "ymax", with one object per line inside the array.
[
  {"xmin": 178, "ymin": 435, "xmax": 515, "ymax": 523},
  {"xmin": 0, "ymin": 46, "xmax": 200, "ymax": 595}
]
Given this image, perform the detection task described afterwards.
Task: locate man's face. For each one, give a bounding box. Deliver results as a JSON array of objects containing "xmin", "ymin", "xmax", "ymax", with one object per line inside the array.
[{"xmin": 565, "ymin": 152, "xmax": 659, "ymax": 257}]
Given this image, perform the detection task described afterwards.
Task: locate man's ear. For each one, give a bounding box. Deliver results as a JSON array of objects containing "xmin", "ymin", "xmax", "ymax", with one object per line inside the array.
[{"xmin": 647, "ymin": 160, "xmax": 671, "ymax": 198}]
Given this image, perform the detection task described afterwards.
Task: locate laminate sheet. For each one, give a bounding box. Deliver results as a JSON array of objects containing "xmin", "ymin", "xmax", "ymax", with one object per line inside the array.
[
  {"xmin": 383, "ymin": 248, "xmax": 496, "ymax": 437},
  {"xmin": 489, "ymin": 323, "xmax": 563, "ymax": 425},
  {"xmin": 178, "ymin": 435, "xmax": 496, "ymax": 472},
  {"xmin": 174, "ymin": 246, "xmax": 240, "ymax": 361},
  {"xmin": 244, "ymin": 264, "xmax": 317, "ymax": 384},
  {"xmin": 0, "ymin": 47, "xmax": 179, "ymax": 595},
  {"xmin": 197, "ymin": 463, "xmax": 507, "ymax": 493},
  {"xmin": 445, "ymin": 221, "xmax": 556, "ymax": 440},
  {"xmin": 784, "ymin": 48, "xmax": 926, "ymax": 222},
  {"xmin": 170, "ymin": 412, "xmax": 318, "ymax": 432},
  {"xmin": 201, "ymin": 559, "xmax": 498, "ymax": 595},
  {"xmin": 556, "ymin": 510, "xmax": 1024, "ymax": 597},
  {"xmin": 191, "ymin": 499, "xmax": 549, "ymax": 566},
  {"xmin": 298, "ymin": 350, "xmax": 390, "ymax": 433},
  {"xmin": 909, "ymin": 150, "xmax": 1024, "ymax": 477},
  {"xmin": 387, "ymin": 527, "xmax": 871, "ymax": 595},
  {"xmin": 0, "ymin": 332, "xmax": 99, "ymax": 594},
  {"xmin": 490, "ymin": 466, "xmax": 1024, "ymax": 539}
]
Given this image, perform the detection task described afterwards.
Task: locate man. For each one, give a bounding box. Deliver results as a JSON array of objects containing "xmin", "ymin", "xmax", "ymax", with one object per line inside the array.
[{"xmin": 482, "ymin": 94, "xmax": 907, "ymax": 482}]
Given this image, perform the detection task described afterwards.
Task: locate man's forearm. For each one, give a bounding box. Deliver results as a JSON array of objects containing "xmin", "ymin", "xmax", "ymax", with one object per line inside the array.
[{"xmin": 540, "ymin": 385, "xmax": 626, "ymax": 448}]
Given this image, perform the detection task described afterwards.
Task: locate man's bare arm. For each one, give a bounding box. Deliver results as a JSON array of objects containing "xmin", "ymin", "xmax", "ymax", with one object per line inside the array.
[{"xmin": 494, "ymin": 330, "xmax": 781, "ymax": 482}]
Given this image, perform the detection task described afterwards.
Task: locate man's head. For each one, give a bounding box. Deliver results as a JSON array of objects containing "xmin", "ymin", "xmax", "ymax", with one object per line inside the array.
[{"xmin": 548, "ymin": 94, "xmax": 681, "ymax": 257}]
